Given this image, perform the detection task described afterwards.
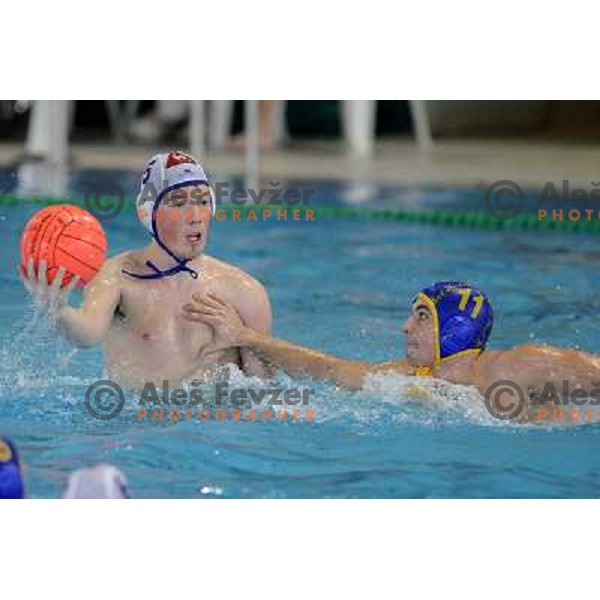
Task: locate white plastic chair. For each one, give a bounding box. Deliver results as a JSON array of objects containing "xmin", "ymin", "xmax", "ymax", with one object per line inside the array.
[
  {"xmin": 25, "ymin": 100, "xmax": 135, "ymax": 162},
  {"xmin": 342, "ymin": 100, "xmax": 432, "ymax": 156},
  {"xmin": 23, "ymin": 100, "xmax": 140, "ymax": 196}
]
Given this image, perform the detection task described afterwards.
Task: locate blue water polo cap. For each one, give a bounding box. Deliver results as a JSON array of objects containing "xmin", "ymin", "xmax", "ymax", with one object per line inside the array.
[
  {"xmin": 413, "ymin": 281, "xmax": 493, "ymax": 364},
  {"xmin": 0, "ymin": 437, "xmax": 25, "ymax": 499}
]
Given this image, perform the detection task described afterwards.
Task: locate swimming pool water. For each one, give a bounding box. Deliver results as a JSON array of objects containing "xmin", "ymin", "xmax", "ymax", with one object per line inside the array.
[{"xmin": 2, "ymin": 171, "xmax": 600, "ymax": 498}]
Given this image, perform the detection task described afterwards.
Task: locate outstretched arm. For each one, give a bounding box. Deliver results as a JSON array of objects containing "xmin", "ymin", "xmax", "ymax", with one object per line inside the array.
[
  {"xmin": 235, "ymin": 327, "xmax": 371, "ymax": 390},
  {"xmin": 183, "ymin": 293, "xmax": 408, "ymax": 390}
]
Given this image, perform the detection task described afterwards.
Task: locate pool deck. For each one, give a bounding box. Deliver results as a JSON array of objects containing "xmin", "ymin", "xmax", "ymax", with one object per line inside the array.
[{"xmin": 1, "ymin": 137, "xmax": 600, "ymax": 190}]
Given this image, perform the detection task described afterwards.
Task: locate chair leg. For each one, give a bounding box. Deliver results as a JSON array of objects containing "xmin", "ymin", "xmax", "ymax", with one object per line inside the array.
[
  {"xmin": 272, "ymin": 100, "xmax": 287, "ymax": 146},
  {"xmin": 245, "ymin": 100, "xmax": 259, "ymax": 191},
  {"xmin": 209, "ymin": 100, "xmax": 234, "ymax": 149},
  {"xmin": 105, "ymin": 100, "xmax": 125, "ymax": 142},
  {"xmin": 408, "ymin": 100, "xmax": 433, "ymax": 150},
  {"xmin": 190, "ymin": 101, "xmax": 206, "ymax": 159},
  {"xmin": 342, "ymin": 100, "xmax": 376, "ymax": 157},
  {"xmin": 26, "ymin": 100, "xmax": 71, "ymax": 165}
]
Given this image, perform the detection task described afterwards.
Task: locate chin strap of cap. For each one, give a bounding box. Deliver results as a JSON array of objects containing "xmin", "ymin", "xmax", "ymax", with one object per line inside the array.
[
  {"xmin": 122, "ymin": 179, "xmax": 209, "ymax": 280},
  {"xmin": 121, "ymin": 234, "xmax": 200, "ymax": 280},
  {"xmin": 412, "ymin": 365, "xmax": 434, "ymax": 377}
]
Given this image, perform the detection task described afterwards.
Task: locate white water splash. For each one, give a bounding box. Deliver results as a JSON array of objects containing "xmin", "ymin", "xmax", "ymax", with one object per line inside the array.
[{"xmin": 363, "ymin": 371, "xmax": 496, "ymax": 424}]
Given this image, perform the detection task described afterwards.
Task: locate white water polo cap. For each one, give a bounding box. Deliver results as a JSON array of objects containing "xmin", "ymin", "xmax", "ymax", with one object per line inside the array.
[
  {"xmin": 63, "ymin": 464, "xmax": 131, "ymax": 499},
  {"xmin": 136, "ymin": 150, "xmax": 215, "ymax": 233},
  {"xmin": 126, "ymin": 151, "xmax": 216, "ymax": 280}
]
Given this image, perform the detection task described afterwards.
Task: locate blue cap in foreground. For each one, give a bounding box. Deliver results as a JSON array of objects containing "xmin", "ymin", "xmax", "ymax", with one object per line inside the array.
[{"xmin": 0, "ymin": 437, "xmax": 25, "ymax": 499}]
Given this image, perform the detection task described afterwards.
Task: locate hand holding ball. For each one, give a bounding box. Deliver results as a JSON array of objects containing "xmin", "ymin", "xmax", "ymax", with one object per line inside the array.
[{"xmin": 20, "ymin": 204, "xmax": 107, "ymax": 288}]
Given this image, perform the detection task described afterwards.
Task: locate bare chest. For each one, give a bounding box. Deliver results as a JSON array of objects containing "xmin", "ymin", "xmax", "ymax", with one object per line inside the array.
[{"xmin": 116, "ymin": 277, "xmax": 214, "ymax": 349}]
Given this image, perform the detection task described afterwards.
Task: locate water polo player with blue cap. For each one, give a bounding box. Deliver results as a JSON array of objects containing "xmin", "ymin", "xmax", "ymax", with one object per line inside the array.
[
  {"xmin": 189, "ymin": 278, "xmax": 600, "ymax": 422},
  {"xmin": 189, "ymin": 279, "xmax": 495, "ymax": 382}
]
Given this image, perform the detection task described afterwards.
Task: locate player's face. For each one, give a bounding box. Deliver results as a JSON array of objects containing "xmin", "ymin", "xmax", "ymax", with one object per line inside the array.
[
  {"xmin": 156, "ymin": 185, "xmax": 212, "ymax": 258},
  {"xmin": 402, "ymin": 303, "xmax": 436, "ymax": 366}
]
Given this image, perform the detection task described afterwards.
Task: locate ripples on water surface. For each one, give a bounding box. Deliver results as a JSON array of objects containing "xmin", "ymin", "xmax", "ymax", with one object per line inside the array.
[{"xmin": 1, "ymin": 177, "xmax": 600, "ymax": 497}]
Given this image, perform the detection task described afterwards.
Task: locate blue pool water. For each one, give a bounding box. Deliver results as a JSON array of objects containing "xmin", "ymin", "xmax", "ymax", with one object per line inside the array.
[{"xmin": 2, "ymin": 170, "xmax": 600, "ymax": 498}]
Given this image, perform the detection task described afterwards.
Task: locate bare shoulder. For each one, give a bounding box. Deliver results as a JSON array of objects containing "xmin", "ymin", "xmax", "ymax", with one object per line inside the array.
[
  {"xmin": 202, "ymin": 255, "xmax": 268, "ymax": 298},
  {"xmin": 202, "ymin": 255, "xmax": 271, "ymax": 332},
  {"xmin": 505, "ymin": 344, "xmax": 600, "ymax": 369},
  {"xmin": 99, "ymin": 251, "xmax": 136, "ymax": 273},
  {"xmin": 486, "ymin": 344, "xmax": 589, "ymax": 363},
  {"xmin": 86, "ymin": 251, "xmax": 134, "ymax": 287},
  {"xmin": 475, "ymin": 344, "xmax": 600, "ymax": 384},
  {"xmin": 79, "ymin": 252, "xmax": 130, "ymax": 311},
  {"xmin": 472, "ymin": 346, "xmax": 543, "ymax": 375}
]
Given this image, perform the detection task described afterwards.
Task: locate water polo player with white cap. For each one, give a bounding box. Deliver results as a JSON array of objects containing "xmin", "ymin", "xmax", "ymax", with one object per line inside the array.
[
  {"xmin": 21, "ymin": 150, "xmax": 273, "ymax": 387},
  {"xmin": 124, "ymin": 151, "xmax": 216, "ymax": 280}
]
